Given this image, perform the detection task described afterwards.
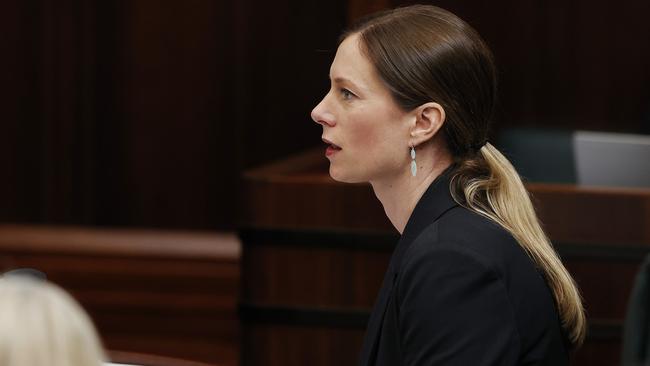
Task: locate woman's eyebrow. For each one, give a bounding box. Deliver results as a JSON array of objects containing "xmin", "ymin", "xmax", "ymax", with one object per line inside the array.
[{"xmin": 331, "ymin": 76, "xmax": 364, "ymax": 92}]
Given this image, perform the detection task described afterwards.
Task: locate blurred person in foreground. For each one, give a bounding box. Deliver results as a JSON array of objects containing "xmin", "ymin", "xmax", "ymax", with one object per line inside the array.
[{"xmin": 0, "ymin": 272, "xmax": 107, "ymax": 366}]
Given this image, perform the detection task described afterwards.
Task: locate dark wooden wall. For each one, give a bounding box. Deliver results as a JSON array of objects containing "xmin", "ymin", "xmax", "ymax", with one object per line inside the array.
[
  {"xmin": 0, "ymin": 0, "xmax": 345, "ymax": 230},
  {"xmin": 388, "ymin": 0, "xmax": 650, "ymax": 133}
]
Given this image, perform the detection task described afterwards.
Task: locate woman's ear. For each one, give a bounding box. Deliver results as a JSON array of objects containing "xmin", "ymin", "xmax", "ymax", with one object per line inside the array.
[{"xmin": 410, "ymin": 102, "xmax": 445, "ymax": 146}]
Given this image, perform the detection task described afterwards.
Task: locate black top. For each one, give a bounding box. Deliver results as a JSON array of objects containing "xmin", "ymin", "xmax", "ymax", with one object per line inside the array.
[{"xmin": 358, "ymin": 167, "xmax": 569, "ymax": 366}]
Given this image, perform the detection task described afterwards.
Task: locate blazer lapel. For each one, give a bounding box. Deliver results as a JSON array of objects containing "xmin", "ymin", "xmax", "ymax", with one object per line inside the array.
[
  {"xmin": 358, "ymin": 166, "xmax": 459, "ymax": 366},
  {"xmin": 389, "ymin": 166, "xmax": 459, "ymax": 275},
  {"xmin": 357, "ymin": 259, "xmax": 397, "ymax": 366}
]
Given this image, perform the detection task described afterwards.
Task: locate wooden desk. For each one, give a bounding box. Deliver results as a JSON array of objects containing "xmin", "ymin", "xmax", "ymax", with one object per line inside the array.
[{"xmin": 240, "ymin": 149, "xmax": 650, "ymax": 366}]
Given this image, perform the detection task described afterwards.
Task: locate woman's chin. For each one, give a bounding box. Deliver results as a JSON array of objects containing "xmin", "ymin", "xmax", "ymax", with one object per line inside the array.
[{"xmin": 329, "ymin": 166, "xmax": 365, "ymax": 184}]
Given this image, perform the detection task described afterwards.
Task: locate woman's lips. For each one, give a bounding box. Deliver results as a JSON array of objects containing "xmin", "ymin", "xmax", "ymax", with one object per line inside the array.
[
  {"xmin": 326, "ymin": 145, "xmax": 342, "ymax": 156},
  {"xmin": 323, "ymin": 138, "xmax": 342, "ymax": 156}
]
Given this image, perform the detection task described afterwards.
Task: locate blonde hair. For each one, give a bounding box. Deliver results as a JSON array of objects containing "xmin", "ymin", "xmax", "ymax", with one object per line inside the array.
[
  {"xmin": 450, "ymin": 144, "xmax": 586, "ymax": 345},
  {"xmin": 345, "ymin": 5, "xmax": 586, "ymax": 346},
  {"xmin": 0, "ymin": 275, "xmax": 107, "ymax": 366}
]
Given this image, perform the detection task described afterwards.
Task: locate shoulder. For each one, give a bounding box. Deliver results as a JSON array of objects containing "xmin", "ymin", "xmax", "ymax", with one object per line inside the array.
[
  {"xmin": 393, "ymin": 204, "xmax": 569, "ymax": 364},
  {"xmin": 398, "ymin": 204, "xmax": 557, "ymax": 317},
  {"xmin": 397, "ymin": 205, "xmax": 564, "ymax": 351},
  {"xmin": 394, "ymin": 214, "xmax": 524, "ymax": 364},
  {"xmin": 395, "ymin": 207, "xmax": 521, "ymax": 315},
  {"xmin": 396, "ymin": 212, "xmax": 510, "ymax": 308},
  {"xmin": 400, "ymin": 206, "xmax": 552, "ymax": 300},
  {"xmin": 402, "ymin": 206, "xmax": 529, "ymax": 277}
]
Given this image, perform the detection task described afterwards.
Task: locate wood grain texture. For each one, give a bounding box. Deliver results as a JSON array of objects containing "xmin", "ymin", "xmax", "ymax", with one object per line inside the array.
[
  {"xmin": 0, "ymin": 225, "xmax": 240, "ymax": 366},
  {"xmin": 0, "ymin": 0, "xmax": 346, "ymax": 230}
]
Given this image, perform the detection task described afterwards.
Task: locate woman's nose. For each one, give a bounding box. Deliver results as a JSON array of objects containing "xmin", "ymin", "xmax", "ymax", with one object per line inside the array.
[{"xmin": 311, "ymin": 96, "xmax": 335, "ymax": 127}]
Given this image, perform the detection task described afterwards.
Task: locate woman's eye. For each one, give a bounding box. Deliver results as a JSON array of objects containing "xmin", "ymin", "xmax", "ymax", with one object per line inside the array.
[{"xmin": 340, "ymin": 88, "xmax": 355, "ymax": 100}]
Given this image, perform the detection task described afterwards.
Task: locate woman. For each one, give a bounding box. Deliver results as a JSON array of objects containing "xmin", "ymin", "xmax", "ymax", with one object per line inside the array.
[
  {"xmin": 311, "ymin": 5, "xmax": 586, "ymax": 366},
  {"xmin": 0, "ymin": 273, "xmax": 107, "ymax": 366}
]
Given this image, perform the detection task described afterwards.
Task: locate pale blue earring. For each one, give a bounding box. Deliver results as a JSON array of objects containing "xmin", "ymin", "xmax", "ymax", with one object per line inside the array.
[{"xmin": 410, "ymin": 146, "xmax": 417, "ymax": 177}]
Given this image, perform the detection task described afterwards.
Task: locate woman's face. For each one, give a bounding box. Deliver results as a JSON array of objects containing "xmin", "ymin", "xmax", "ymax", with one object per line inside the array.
[{"xmin": 311, "ymin": 33, "xmax": 412, "ymax": 184}]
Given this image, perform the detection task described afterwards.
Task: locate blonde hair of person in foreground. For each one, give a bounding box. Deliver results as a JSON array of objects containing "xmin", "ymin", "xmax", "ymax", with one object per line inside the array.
[{"xmin": 0, "ymin": 273, "xmax": 107, "ymax": 366}]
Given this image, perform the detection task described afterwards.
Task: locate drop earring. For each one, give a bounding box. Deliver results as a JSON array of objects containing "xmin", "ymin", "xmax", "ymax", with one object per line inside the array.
[{"xmin": 410, "ymin": 146, "xmax": 417, "ymax": 177}]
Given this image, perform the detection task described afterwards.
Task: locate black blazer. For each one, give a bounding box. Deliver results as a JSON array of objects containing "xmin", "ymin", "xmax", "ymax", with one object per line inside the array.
[{"xmin": 358, "ymin": 168, "xmax": 569, "ymax": 366}]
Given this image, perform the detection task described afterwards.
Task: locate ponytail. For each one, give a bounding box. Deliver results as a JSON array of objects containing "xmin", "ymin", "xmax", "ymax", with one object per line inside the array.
[
  {"xmin": 450, "ymin": 143, "xmax": 587, "ymax": 346},
  {"xmin": 344, "ymin": 4, "xmax": 586, "ymax": 346}
]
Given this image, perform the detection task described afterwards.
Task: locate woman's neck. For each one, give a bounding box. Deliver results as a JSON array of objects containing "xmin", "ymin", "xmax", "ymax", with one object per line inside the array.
[{"xmin": 370, "ymin": 146, "xmax": 452, "ymax": 234}]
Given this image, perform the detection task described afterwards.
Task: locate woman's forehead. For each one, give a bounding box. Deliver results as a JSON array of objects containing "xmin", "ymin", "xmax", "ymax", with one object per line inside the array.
[{"xmin": 330, "ymin": 34, "xmax": 384, "ymax": 94}]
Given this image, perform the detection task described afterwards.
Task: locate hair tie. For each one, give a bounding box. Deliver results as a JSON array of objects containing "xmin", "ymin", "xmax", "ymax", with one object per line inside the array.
[{"xmin": 471, "ymin": 139, "xmax": 488, "ymax": 151}]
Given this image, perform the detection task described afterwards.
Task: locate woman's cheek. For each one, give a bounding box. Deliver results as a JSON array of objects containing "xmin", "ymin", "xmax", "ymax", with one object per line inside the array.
[{"xmin": 349, "ymin": 118, "xmax": 380, "ymax": 150}]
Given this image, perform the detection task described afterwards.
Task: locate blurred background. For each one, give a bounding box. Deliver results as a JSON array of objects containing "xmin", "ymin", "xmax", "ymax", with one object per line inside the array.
[
  {"xmin": 0, "ymin": 0, "xmax": 346, "ymax": 229},
  {"xmin": 1, "ymin": 0, "xmax": 649, "ymax": 366},
  {"xmin": 2, "ymin": 0, "xmax": 648, "ymax": 230}
]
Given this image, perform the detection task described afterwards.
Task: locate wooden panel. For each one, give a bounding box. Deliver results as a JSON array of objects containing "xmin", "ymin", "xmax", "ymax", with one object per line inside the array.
[
  {"xmin": 0, "ymin": 0, "xmax": 348, "ymax": 230},
  {"xmin": 242, "ymin": 149, "xmax": 393, "ymax": 231},
  {"xmin": 0, "ymin": 225, "xmax": 240, "ymax": 366},
  {"xmin": 242, "ymin": 324, "xmax": 365, "ymax": 366},
  {"xmin": 571, "ymin": 338, "xmax": 621, "ymax": 366},
  {"xmin": 565, "ymin": 259, "xmax": 640, "ymax": 319},
  {"xmin": 242, "ymin": 235, "xmax": 390, "ymax": 308},
  {"xmin": 108, "ymin": 350, "xmax": 218, "ymax": 366},
  {"xmin": 530, "ymin": 183, "xmax": 650, "ymax": 245}
]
